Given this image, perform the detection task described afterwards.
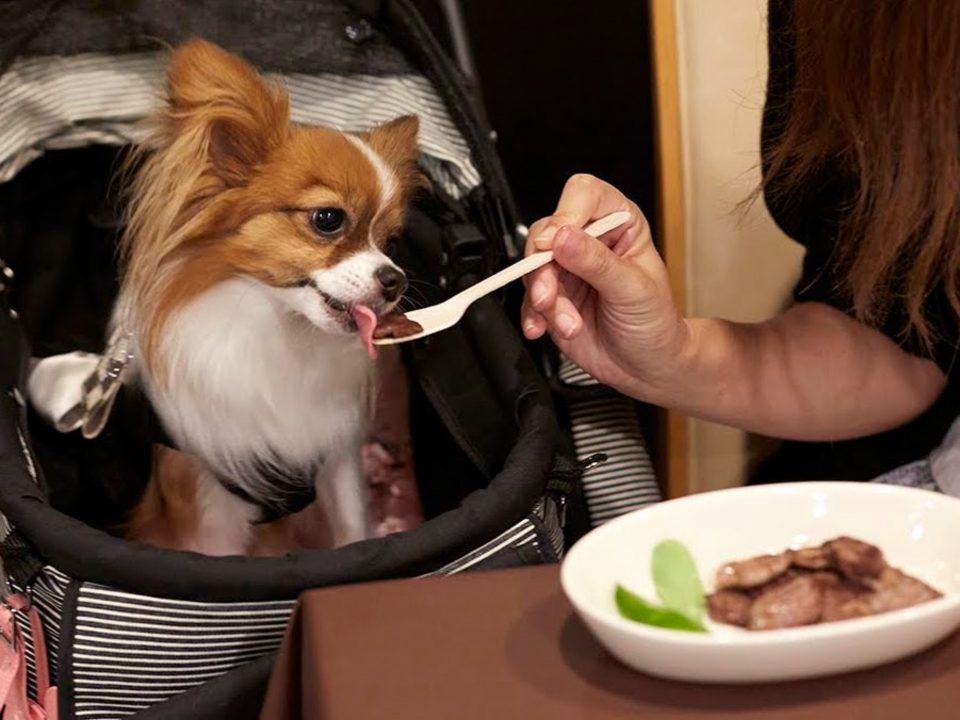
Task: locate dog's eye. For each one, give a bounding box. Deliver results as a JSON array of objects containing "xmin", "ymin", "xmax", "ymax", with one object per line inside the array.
[{"xmin": 309, "ymin": 207, "xmax": 346, "ymax": 236}]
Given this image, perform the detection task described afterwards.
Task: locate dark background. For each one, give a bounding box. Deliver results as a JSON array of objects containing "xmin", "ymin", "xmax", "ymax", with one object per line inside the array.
[
  {"xmin": 409, "ymin": 0, "xmax": 662, "ymax": 470},
  {"xmin": 409, "ymin": 0, "xmax": 658, "ymax": 229}
]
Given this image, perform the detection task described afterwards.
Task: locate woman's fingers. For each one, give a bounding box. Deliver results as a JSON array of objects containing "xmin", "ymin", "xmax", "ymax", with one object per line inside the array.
[
  {"xmin": 522, "ymin": 174, "xmax": 648, "ymax": 341},
  {"xmin": 554, "ymin": 173, "xmax": 628, "ymax": 224},
  {"xmin": 530, "ymin": 174, "xmax": 634, "ymax": 250},
  {"xmin": 523, "ymin": 217, "xmax": 560, "ymax": 305},
  {"xmin": 526, "ymin": 262, "xmax": 560, "ymax": 311},
  {"xmin": 540, "ymin": 293, "xmax": 584, "ymax": 340},
  {"xmin": 521, "ymin": 255, "xmax": 585, "ymax": 340},
  {"xmin": 524, "ymin": 217, "xmax": 555, "ymax": 257},
  {"xmin": 520, "ymin": 297, "xmax": 548, "ymax": 339},
  {"xmin": 551, "ymin": 225, "xmax": 645, "ymax": 303},
  {"xmin": 560, "ymin": 266, "xmax": 591, "ymax": 309}
]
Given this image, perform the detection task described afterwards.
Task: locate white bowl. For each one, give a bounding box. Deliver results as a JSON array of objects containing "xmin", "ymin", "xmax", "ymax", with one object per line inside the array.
[{"xmin": 561, "ymin": 481, "xmax": 960, "ymax": 683}]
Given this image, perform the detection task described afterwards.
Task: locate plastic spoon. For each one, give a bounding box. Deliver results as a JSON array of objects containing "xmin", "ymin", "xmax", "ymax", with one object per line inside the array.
[{"xmin": 372, "ymin": 210, "xmax": 632, "ymax": 346}]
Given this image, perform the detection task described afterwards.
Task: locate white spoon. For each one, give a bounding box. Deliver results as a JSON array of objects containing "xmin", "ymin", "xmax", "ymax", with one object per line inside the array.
[{"xmin": 373, "ymin": 210, "xmax": 632, "ymax": 346}]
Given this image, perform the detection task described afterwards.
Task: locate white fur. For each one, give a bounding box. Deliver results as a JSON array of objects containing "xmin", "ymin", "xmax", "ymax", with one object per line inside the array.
[
  {"xmin": 310, "ymin": 248, "xmax": 401, "ymax": 316},
  {"xmin": 120, "ymin": 276, "xmax": 375, "ymax": 553},
  {"xmin": 346, "ymin": 134, "xmax": 397, "ymax": 224},
  {"xmin": 318, "ymin": 446, "xmax": 369, "ymax": 546}
]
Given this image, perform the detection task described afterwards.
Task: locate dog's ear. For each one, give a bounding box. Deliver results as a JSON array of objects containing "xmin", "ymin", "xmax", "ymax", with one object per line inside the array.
[
  {"xmin": 367, "ymin": 115, "xmax": 419, "ymax": 168},
  {"xmin": 165, "ymin": 39, "xmax": 289, "ymax": 186},
  {"xmin": 366, "ymin": 115, "xmax": 425, "ymax": 193}
]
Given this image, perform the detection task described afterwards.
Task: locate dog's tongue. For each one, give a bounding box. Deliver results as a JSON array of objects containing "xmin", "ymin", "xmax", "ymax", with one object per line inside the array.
[{"xmin": 351, "ymin": 305, "xmax": 378, "ymax": 360}]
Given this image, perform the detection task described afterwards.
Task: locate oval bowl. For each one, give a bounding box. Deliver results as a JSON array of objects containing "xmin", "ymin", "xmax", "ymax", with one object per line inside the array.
[{"xmin": 561, "ymin": 482, "xmax": 960, "ymax": 683}]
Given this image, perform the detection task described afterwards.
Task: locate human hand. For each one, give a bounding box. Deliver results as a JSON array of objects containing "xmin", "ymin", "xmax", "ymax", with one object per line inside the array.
[{"xmin": 521, "ymin": 174, "xmax": 688, "ymax": 396}]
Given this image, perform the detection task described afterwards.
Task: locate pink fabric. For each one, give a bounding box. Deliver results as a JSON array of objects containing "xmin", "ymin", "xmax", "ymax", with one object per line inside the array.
[
  {"xmin": 365, "ymin": 346, "xmax": 424, "ymax": 536},
  {"xmin": 0, "ymin": 594, "xmax": 56, "ymax": 720}
]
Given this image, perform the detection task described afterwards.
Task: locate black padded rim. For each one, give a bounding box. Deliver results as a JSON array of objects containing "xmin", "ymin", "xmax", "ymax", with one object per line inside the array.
[{"xmin": 0, "ymin": 298, "xmax": 559, "ymax": 602}]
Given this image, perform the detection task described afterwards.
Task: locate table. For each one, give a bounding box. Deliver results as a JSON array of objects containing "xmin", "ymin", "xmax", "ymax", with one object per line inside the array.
[{"xmin": 260, "ymin": 564, "xmax": 960, "ymax": 719}]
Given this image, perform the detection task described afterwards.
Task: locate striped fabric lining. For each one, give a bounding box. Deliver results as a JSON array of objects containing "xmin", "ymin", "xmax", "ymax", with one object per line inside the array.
[
  {"xmin": 1, "ymin": 494, "xmax": 561, "ymax": 718},
  {"xmin": 4, "ymin": 353, "xmax": 566, "ymax": 717},
  {"xmin": 65, "ymin": 499, "xmax": 559, "ymax": 720},
  {"xmin": 539, "ymin": 494, "xmax": 565, "ymax": 559},
  {"xmin": 8, "ymin": 415, "xmax": 68, "ymax": 699},
  {"xmin": 558, "ymin": 357, "xmax": 661, "ymax": 525},
  {"xmin": 0, "ymin": 52, "xmax": 481, "ymax": 197},
  {"xmin": 71, "ymin": 584, "xmax": 296, "ymax": 718},
  {"xmin": 11, "ymin": 565, "xmax": 70, "ymax": 700},
  {"xmin": 31, "ymin": 567, "xmax": 67, "ymax": 674}
]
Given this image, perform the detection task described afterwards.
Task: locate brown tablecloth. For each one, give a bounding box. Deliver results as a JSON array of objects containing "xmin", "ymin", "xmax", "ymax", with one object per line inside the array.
[{"xmin": 260, "ymin": 564, "xmax": 960, "ymax": 719}]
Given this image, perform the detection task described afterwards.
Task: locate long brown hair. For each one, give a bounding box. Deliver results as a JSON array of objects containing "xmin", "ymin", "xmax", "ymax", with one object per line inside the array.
[{"xmin": 764, "ymin": 0, "xmax": 960, "ymax": 351}]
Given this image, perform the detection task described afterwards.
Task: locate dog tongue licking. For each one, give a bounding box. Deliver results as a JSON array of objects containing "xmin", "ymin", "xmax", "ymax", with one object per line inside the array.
[{"xmin": 351, "ymin": 305, "xmax": 379, "ymax": 360}]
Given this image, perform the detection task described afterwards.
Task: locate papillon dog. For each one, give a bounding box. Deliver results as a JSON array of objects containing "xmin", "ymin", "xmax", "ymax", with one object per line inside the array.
[{"xmin": 114, "ymin": 39, "xmax": 420, "ymax": 555}]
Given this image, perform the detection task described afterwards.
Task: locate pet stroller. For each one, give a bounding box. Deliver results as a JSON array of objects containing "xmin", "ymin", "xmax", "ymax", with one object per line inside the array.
[{"xmin": 0, "ymin": 1, "xmax": 661, "ymax": 717}]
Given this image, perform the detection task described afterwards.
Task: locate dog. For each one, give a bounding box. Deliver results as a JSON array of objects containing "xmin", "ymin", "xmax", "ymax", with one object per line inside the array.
[{"xmin": 113, "ymin": 39, "xmax": 420, "ymax": 555}]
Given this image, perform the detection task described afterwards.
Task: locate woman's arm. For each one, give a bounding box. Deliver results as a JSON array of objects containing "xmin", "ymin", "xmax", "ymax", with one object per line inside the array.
[
  {"xmin": 656, "ymin": 304, "xmax": 946, "ymax": 441},
  {"xmin": 521, "ymin": 175, "xmax": 946, "ymax": 441}
]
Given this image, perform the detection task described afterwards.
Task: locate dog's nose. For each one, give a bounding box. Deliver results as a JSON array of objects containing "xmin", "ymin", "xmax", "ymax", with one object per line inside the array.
[{"xmin": 375, "ymin": 265, "xmax": 407, "ymax": 302}]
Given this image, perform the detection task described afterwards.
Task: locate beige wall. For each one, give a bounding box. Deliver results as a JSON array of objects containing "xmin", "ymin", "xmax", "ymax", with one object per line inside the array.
[{"xmin": 673, "ymin": 0, "xmax": 804, "ymax": 492}]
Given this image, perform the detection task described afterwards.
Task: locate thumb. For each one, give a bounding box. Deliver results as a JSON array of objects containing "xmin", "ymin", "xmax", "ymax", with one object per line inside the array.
[{"xmin": 552, "ymin": 226, "xmax": 640, "ymax": 302}]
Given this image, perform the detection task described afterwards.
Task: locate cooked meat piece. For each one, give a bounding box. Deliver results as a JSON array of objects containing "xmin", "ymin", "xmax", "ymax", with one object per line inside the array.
[
  {"xmin": 866, "ymin": 567, "xmax": 942, "ymax": 613},
  {"xmin": 708, "ymin": 538, "xmax": 943, "ymax": 631},
  {"xmin": 816, "ymin": 567, "xmax": 940, "ymax": 622},
  {"xmin": 808, "ymin": 570, "xmax": 843, "ymax": 588},
  {"xmin": 749, "ymin": 567, "xmax": 806, "ymax": 596},
  {"xmin": 792, "ymin": 545, "xmax": 831, "ymax": 570},
  {"xmin": 706, "ymin": 590, "xmax": 752, "ymax": 627},
  {"xmin": 825, "ymin": 536, "xmax": 886, "ymax": 580},
  {"xmin": 816, "ymin": 572, "xmax": 873, "ymax": 622},
  {"xmin": 822, "ymin": 594, "xmax": 875, "ymax": 622},
  {"xmin": 372, "ymin": 314, "xmax": 423, "ymax": 339},
  {"xmin": 748, "ymin": 574, "xmax": 824, "ymax": 630},
  {"xmin": 715, "ymin": 552, "xmax": 792, "ymax": 590}
]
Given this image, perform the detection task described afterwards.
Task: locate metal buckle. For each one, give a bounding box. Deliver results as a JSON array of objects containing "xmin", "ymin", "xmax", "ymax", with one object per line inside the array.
[
  {"xmin": 579, "ymin": 453, "xmax": 609, "ymax": 472},
  {"xmin": 0, "ymin": 559, "xmax": 30, "ymax": 610},
  {"xmin": 555, "ymin": 493, "xmax": 568, "ymax": 529}
]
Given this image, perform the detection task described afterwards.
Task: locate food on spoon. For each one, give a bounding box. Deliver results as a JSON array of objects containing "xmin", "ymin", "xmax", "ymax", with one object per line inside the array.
[
  {"xmin": 707, "ymin": 536, "xmax": 941, "ymax": 630},
  {"xmin": 372, "ymin": 313, "xmax": 423, "ymax": 340},
  {"xmin": 350, "ymin": 308, "xmax": 424, "ymax": 360}
]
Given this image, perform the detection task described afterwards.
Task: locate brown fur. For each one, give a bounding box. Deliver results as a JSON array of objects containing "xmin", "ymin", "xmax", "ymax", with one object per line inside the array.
[
  {"xmin": 119, "ymin": 39, "xmax": 420, "ymax": 380},
  {"xmin": 761, "ymin": 1, "xmax": 960, "ymax": 351},
  {"xmin": 127, "ymin": 446, "xmax": 302, "ymax": 555},
  {"xmin": 125, "ymin": 445, "xmax": 205, "ymax": 552}
]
